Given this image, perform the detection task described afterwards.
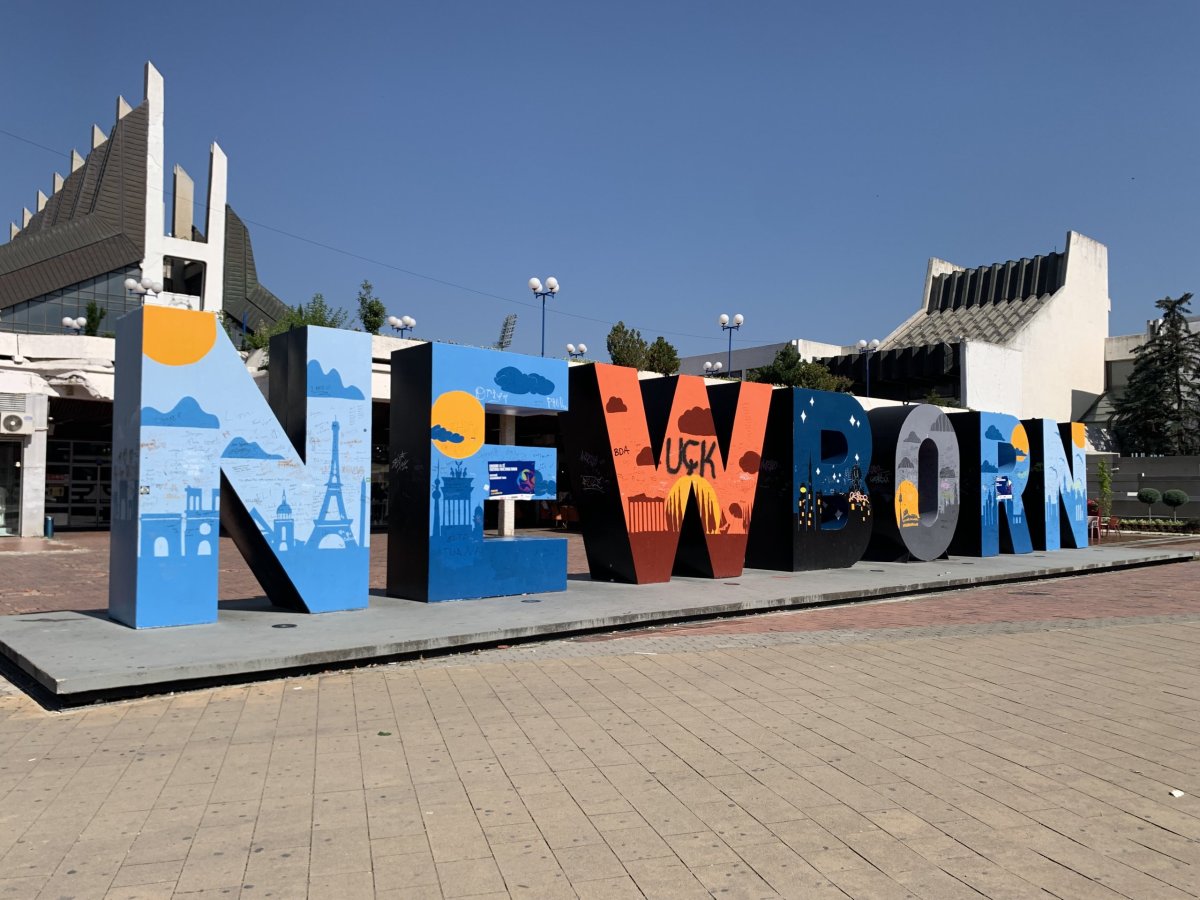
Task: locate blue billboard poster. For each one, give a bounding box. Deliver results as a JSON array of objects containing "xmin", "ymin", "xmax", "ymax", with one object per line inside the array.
[
  {"xmin": 996, "ymin": 475, "xmax": 1014, "ymax": 502},
  {"xmin": 489, "ymin": 460, "xmax": 537, "ymax": 498}
]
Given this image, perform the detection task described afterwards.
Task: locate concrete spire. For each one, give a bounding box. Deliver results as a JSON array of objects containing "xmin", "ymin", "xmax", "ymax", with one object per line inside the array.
[
  {"xmin": 52, "ymin": 173, "xmax": 64, "ymax": 194},
  {"xmin": 36, "ymin": 191, "xmax": 47, "ymax": 212},
  {"xmin": 92, "ymin": 125, "xmax": 107, "ymax": 149},
  {"xmin": 117, "ymin": 95, "xmax": 132, "ymax": 119},
  {"xmin": 71, "ymin": 150, "xmax": 84, "ymax": 172},
  {"xmin": 22, "ymin": 208, "xmax": 32, "ymax": 227},
  {"xmin": 172, "ymin": 165, "xmax": 194, "ymax": 239},
  {"xmin": 140, "ymin": 60, "xmax": 167, "ymax": 308},
  {"xmin": 9, "ymin": 223, "xmax": 19, "ymax": 240}
]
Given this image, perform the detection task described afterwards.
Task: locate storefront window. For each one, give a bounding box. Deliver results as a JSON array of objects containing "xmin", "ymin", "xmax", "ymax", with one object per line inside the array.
[{"xmin": 0, "ymin": 441, "xmax": 20, "ymax": 535}]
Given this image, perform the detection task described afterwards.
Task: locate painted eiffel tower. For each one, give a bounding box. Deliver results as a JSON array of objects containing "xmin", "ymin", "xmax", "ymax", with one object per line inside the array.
[{"xmin": 307, "ymin": 419, "xmax": 358, "ymax": 550}]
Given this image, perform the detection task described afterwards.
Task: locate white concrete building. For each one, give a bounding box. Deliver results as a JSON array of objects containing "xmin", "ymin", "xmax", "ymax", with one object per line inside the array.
[
  {"xmin": 0, "ymin": 63, "xmax": 290, "ymax": 536},
  {"xmin": 680, "ymin": 231, "xmax": 1112, "ymax": 425}
]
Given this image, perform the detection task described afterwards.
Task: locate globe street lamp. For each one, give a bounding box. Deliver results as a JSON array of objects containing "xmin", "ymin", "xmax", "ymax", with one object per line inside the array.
[
  {"xmin": 703, "ymin": 360, "xmax": 723, "ymax": 375},
  {"xmin": 61, "ymin": 315, "xmax": 87, "ymax": 335},
  {"xmin": 857, "ymin": 338, "xmax": 881, "ymax": 397},
  {"xmin": 529, "ymin": 276, "xmax": 559, "ymax": 357},
  {"xmin": 387, "ymin": 315, "xmax": 416, "ymax": 339},
  {"xmin": 566, "ymin": 342, "xmax": 587, "ymax": 360},
  {"xmin": 124, "ymin": 274, "xmax": 163, "ymax": 303},
  {"xmin": 718, "ymin": 313, "xmax": 743, "ymax": 373}
]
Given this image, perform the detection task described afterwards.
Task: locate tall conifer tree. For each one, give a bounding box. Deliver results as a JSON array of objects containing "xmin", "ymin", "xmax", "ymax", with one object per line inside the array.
[{"xmin": 1110, "ymin": 293, "xmax": 1200, "ymax": 454}]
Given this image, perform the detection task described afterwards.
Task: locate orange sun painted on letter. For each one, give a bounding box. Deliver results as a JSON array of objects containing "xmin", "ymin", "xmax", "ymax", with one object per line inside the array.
[
  {"xmin": 430, "ymin": 391, "xmax": 485, "ymax": 459},
  {"xmin": 142, "ymin": 307, "xmax": 217, "ymax": 366}
]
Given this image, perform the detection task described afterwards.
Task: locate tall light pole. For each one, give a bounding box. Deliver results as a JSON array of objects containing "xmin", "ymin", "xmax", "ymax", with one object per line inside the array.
[
  {"xmin": 718, "ymin": 313, "xmax": 743, "ymax": 374},
  {"xmin": 61, "ymin": 315, "xmax": 87, "ymax": 335},
  {"xmin": 529, "ymin": 276, "xmax": 559, "ymax": 357},
  {"xmin": 703, "ymin": 361, "xmax": 723, "ymax": 376},
  {"xmin": 387, "ymin": 315, "xmax": 416, "ymax": 339},
  {"xmin": 857, "ymin": 338, "xmax": 880, "ymax": 397},
  {"xmin": 566, "ymin": 342, "xmax": 587, "ymax": 360}
]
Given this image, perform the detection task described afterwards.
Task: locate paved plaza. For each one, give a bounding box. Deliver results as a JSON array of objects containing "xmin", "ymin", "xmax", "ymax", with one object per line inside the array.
[{"xmin": 1, "ymin": 550, "xmax": 1199, "ymax": 898}]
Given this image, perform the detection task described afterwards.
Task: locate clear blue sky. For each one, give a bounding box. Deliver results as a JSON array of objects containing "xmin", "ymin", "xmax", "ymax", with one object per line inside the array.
[{"xmin": 2, "ymin": 1, "xmax": 1196, "ymax": 359}]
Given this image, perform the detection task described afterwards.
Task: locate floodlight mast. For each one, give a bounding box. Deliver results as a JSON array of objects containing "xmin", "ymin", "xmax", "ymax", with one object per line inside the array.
[{"xmin": 495, "ymin": 314, "xmax": 517, "ymax": 350}]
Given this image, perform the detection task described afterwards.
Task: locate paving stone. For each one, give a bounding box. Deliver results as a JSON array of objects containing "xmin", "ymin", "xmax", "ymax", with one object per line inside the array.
[{"xmin": 2, "ymin": 556, "xmax": 1200, "ymax": 898}]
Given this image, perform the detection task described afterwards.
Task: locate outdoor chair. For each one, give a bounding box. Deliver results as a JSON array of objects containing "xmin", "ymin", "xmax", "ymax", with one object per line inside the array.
[{"xmin": 1102, "ymin": 515, "xmax": 1121, "ymax": 537}]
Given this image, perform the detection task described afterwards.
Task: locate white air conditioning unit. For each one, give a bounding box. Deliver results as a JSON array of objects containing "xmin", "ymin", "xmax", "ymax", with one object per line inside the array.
[{"xmin": 0, "ymin": 393, "xmax": 35, "ymax": 436}]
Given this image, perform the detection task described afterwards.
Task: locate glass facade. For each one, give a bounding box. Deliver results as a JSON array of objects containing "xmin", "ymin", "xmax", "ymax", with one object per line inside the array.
[
  {"xmin": 45, "ymin": 439, "xmax": 112, "ymax": 529},
  {"xmin": 0, "ymin": 265, "xmax": 143, "ymax": 335},
  {"xmin": 0, "ymin": 441, "xmax": 20, "ymax": 535}
]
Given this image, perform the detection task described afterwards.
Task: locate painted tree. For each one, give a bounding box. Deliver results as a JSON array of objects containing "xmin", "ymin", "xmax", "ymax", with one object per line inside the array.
[
  {"xmin": 1109, "ymin": 293, "xmax": 1200, "ymax": 455},
  {"xmin": 644, "ymin": 336, "xmax": 680, "ymax": 375},
  {"xmin": 606, "ymin": 321, "xmax": 648, "ymax": 369},
  {"xmin": 356, "ymin": 279, "xmax": 387, "ymax": 335},
  {"xmin": 747, "ymin": 344, "xmax": 852, "ymax": 392}
]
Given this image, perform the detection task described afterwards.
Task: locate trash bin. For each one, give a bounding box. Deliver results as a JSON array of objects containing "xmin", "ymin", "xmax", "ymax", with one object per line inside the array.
[{"xmin": 44, "ymin": 516, "xmax": 54, "ymax": 539}]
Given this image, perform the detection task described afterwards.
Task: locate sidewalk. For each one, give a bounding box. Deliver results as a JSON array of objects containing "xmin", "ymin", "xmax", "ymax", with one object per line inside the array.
[
  {"xmin": 1, "ymin": 537, "xmax": 1194, "ymax": 702},
  {"xmin": 0, "ymin": 560, "xmax": 1198, "ymax": 898}
]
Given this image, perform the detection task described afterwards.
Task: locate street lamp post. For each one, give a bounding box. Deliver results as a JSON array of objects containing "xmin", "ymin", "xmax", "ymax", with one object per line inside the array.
[
  {"xmin": 703, "ymin": 361, "xmax": 723, "ymax": 376},
  {"xmin": 124, "ymin": 274, "xmax": 163, "ymax": 304},
  {"xmin": 61, "ymin": 315, "xmax": 87, "ymax": 335},
  {"xmin": 718, "ymin": 313, "xmax": 743, "ymax": 374},
  {"xmin": 856, "ymin": 338, "xmax": 880, "ymax": 397},
  {"xmin": 529, "ymin": 277, "xmax": 559, "ymax": 357},
  {"xmin": 387, "ymin": 315, "xmax": 416, "ymax": 339},
  {"xmin": 566, "ymin": 342, "xmax": 587, "ymax": 360}
]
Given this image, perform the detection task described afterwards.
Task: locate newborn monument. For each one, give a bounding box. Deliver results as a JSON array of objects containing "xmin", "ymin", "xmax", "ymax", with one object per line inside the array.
[{"xmin": 109, "ymin": 308, "xmax": 1089, "ymax": 628}]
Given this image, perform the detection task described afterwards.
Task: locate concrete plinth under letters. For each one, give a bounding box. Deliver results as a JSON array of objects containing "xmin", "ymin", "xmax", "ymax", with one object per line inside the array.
[{"xmin": 0, "ymin": 544, "xmax": 1192, "ymax": 704}]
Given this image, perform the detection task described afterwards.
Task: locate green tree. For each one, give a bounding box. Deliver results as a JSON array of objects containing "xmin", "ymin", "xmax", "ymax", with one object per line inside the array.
[
  {"xmin": 922, "ymin": 387, "xmax": 964, "ymax": 409},
  {"xmin": 245, "ymin": 293, "xmax": 350, "ymax": 351},
  {"xmin": 747, "ymin": 344, "xmax": 852, "ymax": 392},
  {"xmin": 644, "ymin": 336, "xmax": 680, "ymax": 375},
  {"xmin": 1109, "ymin": 293, "xmax": 1200, "ymax": 455},
  {"xmin": 1137, "ymin": 487, "xmax": 1161, "ymax": 519},
  {"xmin": 356, "ymin": 279, "xmax": 387, "ymax": 335},
  {"xmin": 606, "ymin": 321, "xmax": 648, "ymax": 369},
  {"xmin": 83, "ymin": 301, "xmax": 106, "ymax": 337},
  {"xmin": 1096, "ymin": 458, "xmax": 1113, "ymax": 518},
  {"xmin": 1162, "ymin": 489, "xmax": 1190, "ymax": 520}
]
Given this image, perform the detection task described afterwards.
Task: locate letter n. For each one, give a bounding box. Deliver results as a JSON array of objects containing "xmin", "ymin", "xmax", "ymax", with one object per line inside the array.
[
  {"xmin": 109, "ymin": 308, "xmax": 372, "ymax": 627},
  {"xmin": 561, "ymin": 364, "xmax": 771, "ymax": 583},
  {"xmin": 1022, "ymin": 419, "xmax": 1089, "ymax": 550}
]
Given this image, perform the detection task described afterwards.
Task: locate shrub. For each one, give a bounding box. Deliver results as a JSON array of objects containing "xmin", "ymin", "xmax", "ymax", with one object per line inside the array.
[
  {"xmin": 1137, "ymin": 488, "xmax": 1162, "ymax": 518},
  {"xmin": 1162, "ymin": 489, "xmax": 1190, "ymax": 520},
  {"xmin": 1097, "ymin": 458, "xmax": 1114, "ymax": 517}
]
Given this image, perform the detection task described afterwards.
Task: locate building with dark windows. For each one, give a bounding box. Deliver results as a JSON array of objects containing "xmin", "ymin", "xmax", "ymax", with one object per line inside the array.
[
  {"xmin": 0, "ymin": 63, "xmax": 289, "ymax": 536},
  {"xmin": 679, "ymin": 231, "xmax": 1112, "ymax": 428}
]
